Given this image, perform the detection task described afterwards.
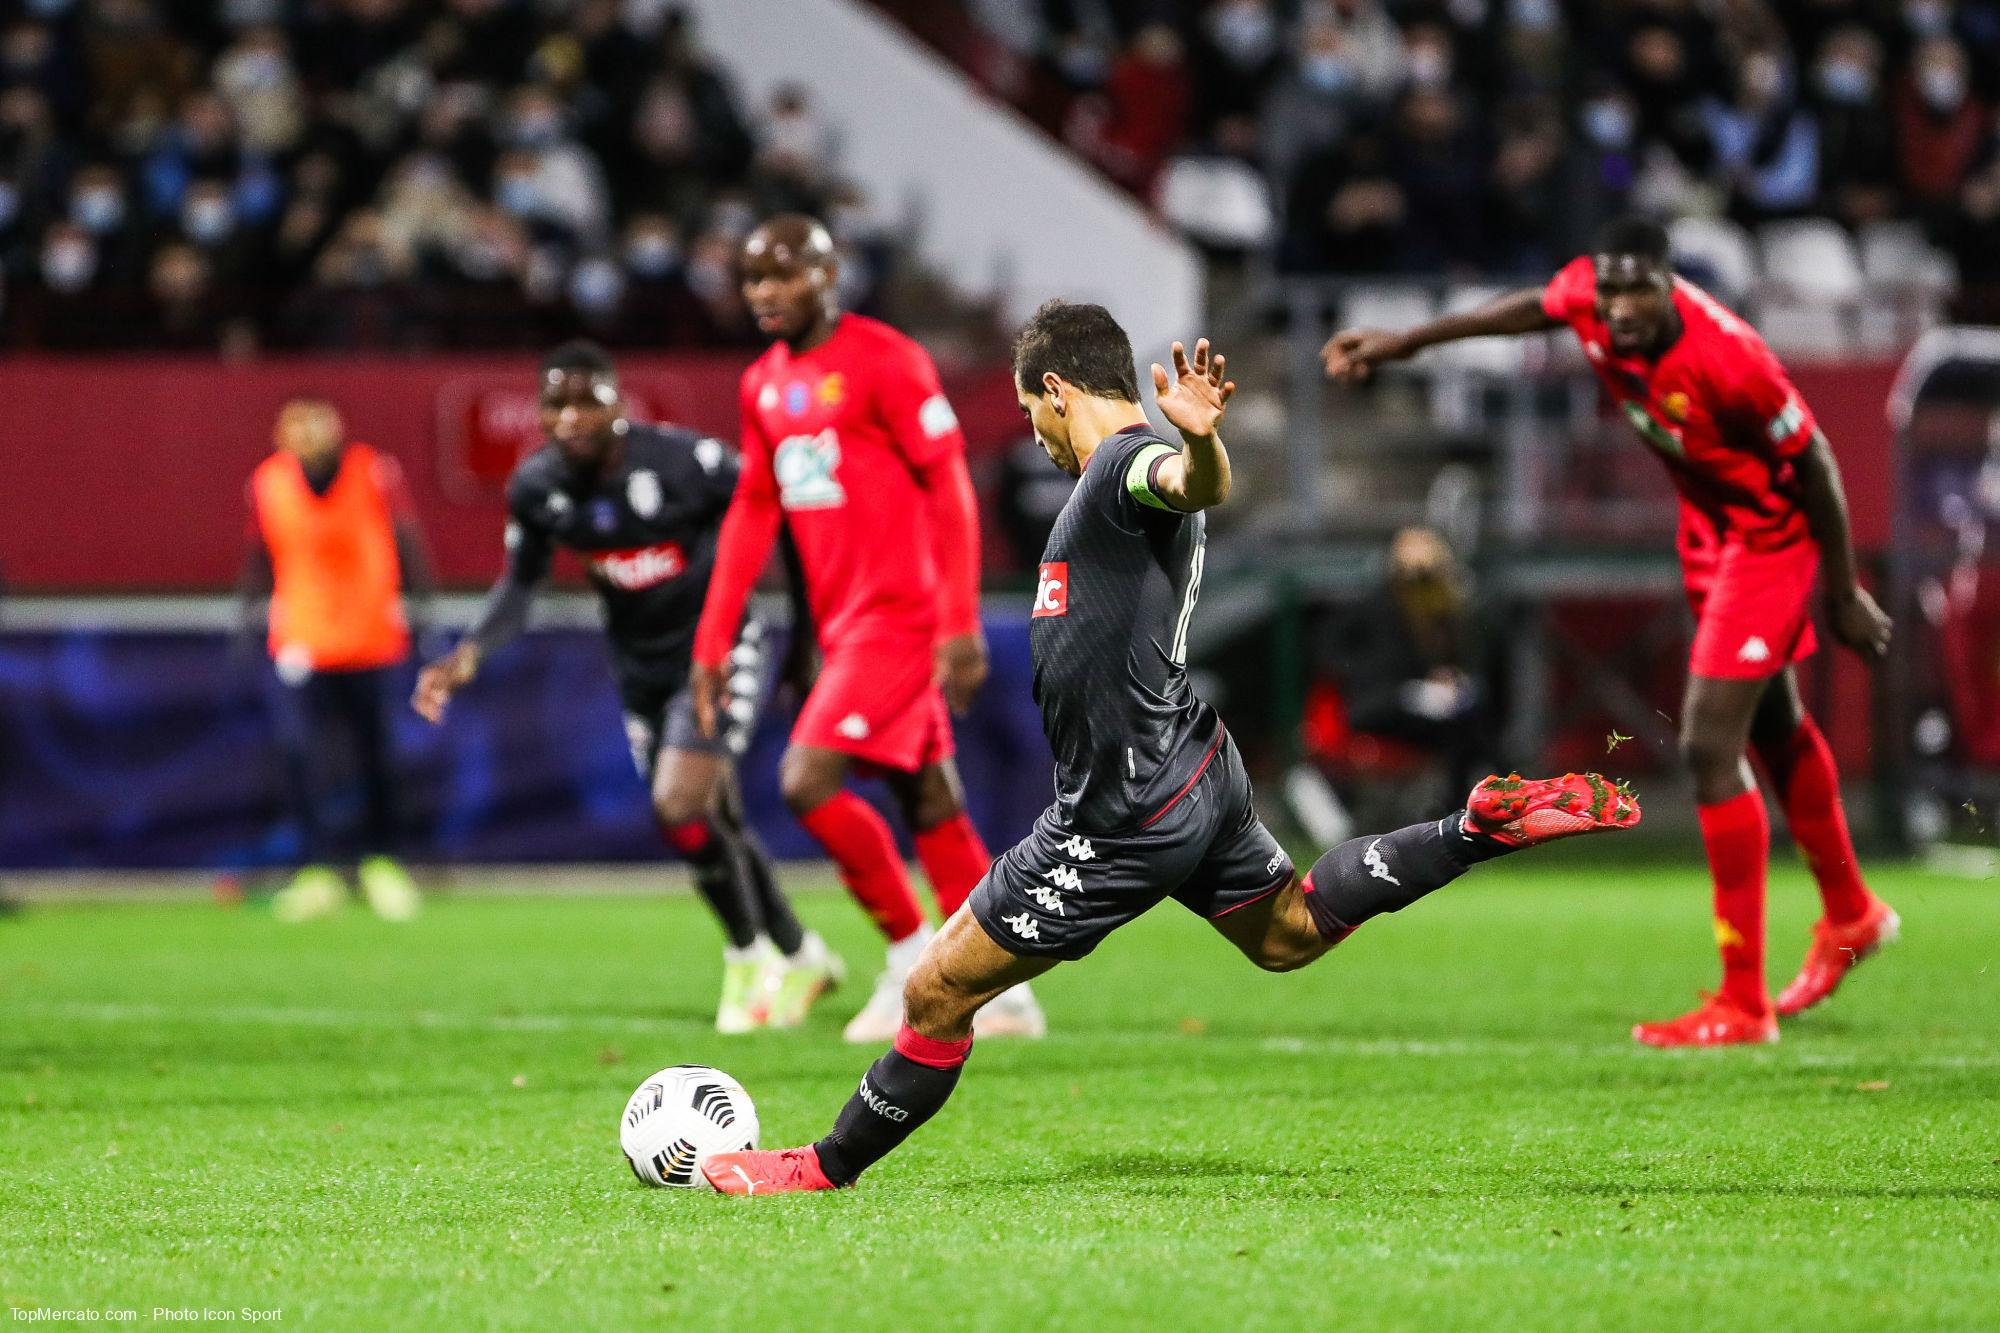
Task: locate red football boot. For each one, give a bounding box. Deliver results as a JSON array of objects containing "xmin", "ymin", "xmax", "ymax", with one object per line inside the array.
[
  {"xmin": 701, "ymin": 1146, "xmax": 838, "ymax": 1195},
  {"xmin": 1632, "ymin": 992, "xmax": 1779, "ymax": 1048},
  {"xmin": 1464, "ymin": 772, "xmax": 1642, "ymax": 847},
  {"xmin": 1776, "ymin": 898, "xmax": 1900, "ymax": 1017}
]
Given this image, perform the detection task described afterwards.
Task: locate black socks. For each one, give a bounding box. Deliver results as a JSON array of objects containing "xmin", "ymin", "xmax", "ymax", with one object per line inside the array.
[
  {"xmin": 814, "ymin": 1030, "xmax": 972, "ymax": 1185},
  {"xmin": 1300, "ymin": 810, "xmax": 1516, "ymax": 939}
]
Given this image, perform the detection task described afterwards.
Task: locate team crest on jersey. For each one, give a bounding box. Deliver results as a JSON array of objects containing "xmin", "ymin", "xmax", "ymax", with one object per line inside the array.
[
  {"xmin": 544, "ymin": 492, "xmax": 573, "ymax": 520},
  {"xmin": 785, "ymin": 382, "xmax": 810, "ymax": 416},
  {"xmin": 590, "ymin": 498, "xmax": 617, "ymax": 532},
  {"xmin": 1661, "ymin": 391, "xmax": 1691, "ymax": 424},
  {"xmin": 773, "ymin": 429, "xmax": 846, "ymax": 509},
  {"xmin": 626, "ymin": 468, "xmax": 662, "ymax": 519},
  {"xmin": 694, "ymin": 437, "xmax": 726, "ymax": 473},
  {"xmin": 817, "ymin": 373, "xmax": 846, "ymax": 407},
  {"xmin": 758, "ymin": 383, "xmax": 780, "ymax": 413},
  {"xmin": 1033, "ymin": 562, "xmax": 1069, "ymax": 618}
]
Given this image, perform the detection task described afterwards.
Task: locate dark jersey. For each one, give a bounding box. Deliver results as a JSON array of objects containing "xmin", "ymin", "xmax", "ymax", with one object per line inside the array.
[
  {"xmin": 1029, "ymin": 424, "xmax": 1215, "ymax": 832},
  {"xmin": 503, "ymin": 422, "xmax": 737, "ymax": 683}
]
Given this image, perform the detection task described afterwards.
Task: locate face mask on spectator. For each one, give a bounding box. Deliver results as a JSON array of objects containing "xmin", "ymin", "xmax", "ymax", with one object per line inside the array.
[
  {"xmin": 569, "ymin": 257, "xmax": 625, "ymax": 314},
  {"xmin": 1407, "ymin": 46, "xmax": 1451, "ymax": 90},
  {"xmin": 497, "ymin": 176, "xmax": 541, "ymax": 216},
  {"xmin": 1816, "ymin": 59, "xmax": 1874, "ymax": 104},
  {"xmin": 222, "ymin": 0, "xmax": 282, "ymax": 24},
  {"xmin": 508, "ymin": 111, "xmax": 561, "ymax": 147},
  {"xmin": 42, "ymin": 236, "xmax": 96, "ymax": 291},
  {"xmin": 232, "ymin": 50, "xmax": 290, "ymax": 92},
  {"xmin": 625, "ymin": 234, "xmax": 680, "ymax": 278},
  {"xmin": 1301, "ymin": 52, "xmax": 1353, "ymax": 94},
  {"xmin": 24, "ymin": 0, "xmax": 72, "ymax": 16},
  {"xmin": 686, "ymin": 255, "xmax": 731, "ymax": 303},
  {"xmin": 183, "ymin": 195, "xmax": 237, "ymax": 245},
  {"xmin": 1509, "ymin": 0, "xmax": 1557, "ymax": 29},
  {"xmin": 1904, "ymin": 0, "xmax": 1950, "ymax": 37},
  {"xmin": 1583, "ymin": 99, "xmax": 1633, "ymax": 149},
  {"xmin": 1208, "ymin": 2, "xmax": 1277, "ymax": 66},
  {"xmin": 1919, "ymin": 64, "xmax": 1966, "ymax": 112},
  {"xmin": 1741, "ymin": 55, "xmax": 1783, "ymax": 103},
  {"xmin": 72, "ymin": 186, "xmax": 126, "ymax": 234}
]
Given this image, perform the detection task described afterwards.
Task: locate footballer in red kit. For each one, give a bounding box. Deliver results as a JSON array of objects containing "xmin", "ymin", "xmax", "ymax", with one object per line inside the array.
[
  {"xmin": 1324, "ymin": 216, "xmax": 1899, "ymax": 1046},
  {"xmin": 693, "ymin": 215, "xmax": 1045, "ymax": 1042}
]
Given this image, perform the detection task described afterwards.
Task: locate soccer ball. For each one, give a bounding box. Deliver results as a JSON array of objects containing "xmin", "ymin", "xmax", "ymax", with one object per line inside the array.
[{"xmin": 620, "ymin": 1065, "xmax": 759, "ymax": 1189}]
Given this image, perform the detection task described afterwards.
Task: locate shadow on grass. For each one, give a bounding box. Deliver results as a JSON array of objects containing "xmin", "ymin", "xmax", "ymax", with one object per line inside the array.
[
  {"xmin": 1561, "ymin": 1179, "xmax": 2000, "ymax": 1203},
  {"xmin": 963, "ymin": 1152, "xmax": 1328, "ymax": 1194}
]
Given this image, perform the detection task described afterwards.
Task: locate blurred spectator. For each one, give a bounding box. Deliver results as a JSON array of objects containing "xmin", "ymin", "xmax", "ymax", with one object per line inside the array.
[
  {"xmin": 1091, "ymin": 23, "xmax": 1189, "ymax": 192},
  {"xmin": 1157, "ymin": 113, "xmax": 1276, "ymax": 254},
  {"xmin": 1895, "ymin": 36, "xmax": 1987, "ymax": 219},
  {"xmin": 1699, "ymin": 48, "xmax": 1819, "ymax": 220},
  {"xmin": 1810, "ymin": 26, "xmax": 1898, "ymax": 227}
]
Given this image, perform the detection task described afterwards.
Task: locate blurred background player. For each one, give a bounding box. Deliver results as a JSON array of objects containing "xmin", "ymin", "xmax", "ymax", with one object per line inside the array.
[
  {"xmin": 1325, "ymin": 216, "xmax": 1898, "ymax": 1047},
  {"xmin": 413, "ymin": 342, "xmax": 838, "ymax": 1034},
  {"xmin": 241, "ymin": 398, "xmax": 428, "ymax": 923},
  {"xmin": 692, "ymin": 215, "xmax": 1044, "ymax": 1043}
]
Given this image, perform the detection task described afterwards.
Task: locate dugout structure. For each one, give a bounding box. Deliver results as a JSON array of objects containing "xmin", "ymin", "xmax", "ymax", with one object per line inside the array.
[{"xmin": 1886, "ymin": 327, "xmax": 2000, "ymax": 854}]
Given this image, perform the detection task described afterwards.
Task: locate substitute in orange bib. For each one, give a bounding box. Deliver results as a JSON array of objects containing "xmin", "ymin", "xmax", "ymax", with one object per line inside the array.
[{"xmin": 242, "ymin": 398, "xmax": 432, "ymax": 922}]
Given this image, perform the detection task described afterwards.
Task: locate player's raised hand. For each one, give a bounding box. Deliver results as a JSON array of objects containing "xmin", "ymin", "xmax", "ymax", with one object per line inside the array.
[
  {"xmin": 412, "ymin": 643, "xmax": 478, "ymax": 724},
  {"xmin": 935, "ymin": 631, "xmax": 989, "ymax": 715},
  {"xmin": 1832, "ymin": 587, "xmax": 1893, "ymax": 659},
  {"xmin": 1321, "ymin": 328, "xmax": 1413, "ymax": 383},
  {"xmin": 1153, "ymin": 338, "xmax": 1234, "ymax": 441},
  {"xmin": 690, "ymin": 660, "xmax": 725, "ymax": 739}
]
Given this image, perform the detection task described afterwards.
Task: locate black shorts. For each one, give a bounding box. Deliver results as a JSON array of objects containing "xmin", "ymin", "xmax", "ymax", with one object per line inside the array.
[
  {"xmin": 969, "ymin": 729, "xmax": 1293, "ymax": 961},
  {"xmin": 618, "ymin": 619, "xmax": 770, "ymax": 781}
]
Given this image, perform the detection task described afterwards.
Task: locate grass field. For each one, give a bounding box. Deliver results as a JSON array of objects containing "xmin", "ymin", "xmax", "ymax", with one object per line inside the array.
[{"xmin": 3, "ymin": 858, "xmax": 1996, "ymax": 1331}]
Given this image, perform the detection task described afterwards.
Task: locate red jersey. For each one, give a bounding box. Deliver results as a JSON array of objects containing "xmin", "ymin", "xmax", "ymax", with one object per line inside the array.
[
  {"xmin": 1542, "ymin": 256, "xmax": 1817, "ymax": 555},
  {"xmin": 694, "ymin": 314, "xmax": 978, "ymax": 666}
]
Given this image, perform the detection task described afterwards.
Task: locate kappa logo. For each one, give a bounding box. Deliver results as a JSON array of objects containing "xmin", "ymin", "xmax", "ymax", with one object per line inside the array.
[
  {"xmin": 1001, "ymin": 911, "xmax": 1041, "ymax": 941},
  {"xmin": 1265, "ymin": 851, "xmax": 1286, "ymax": 877},
  {"xmin": 836, "ymin": 713, "xmax": 871, "ymax": 740},
  {"xmin": 1024, "ymin": 881, "xmax": 1068, "ymax": 916},
  {"xmin": 626, "ymin": 468, "xmax": 662, "ymax": 519},
  {"xmin": 1043, "ymin": 865, "xmax": 1082, "ymax": 894},
  {"xmin": 773, "ymin": 428, "xmax": 845, "ymax": 510},
  {"xmin": 1363, "ymin": 838, "xmax": 1401, "ymax": 886},
  {"xmin": 1033, "ymin": 561, "xmax": 1069, "ymax": 618},
  {"xmin": 1737, "ymin": 636, "xmax": 1772, "ymax": 664},
  {"xmin": 856, "ymin": 1077, "xmax": 909, "ymax": 1122},
  {"xmin": 589, "ymin": 542, "xmax": 687, "ymax": 590},
  {"xmin": 1057, "ymin": 834, "xmax": 1096, "ymax": 862}
]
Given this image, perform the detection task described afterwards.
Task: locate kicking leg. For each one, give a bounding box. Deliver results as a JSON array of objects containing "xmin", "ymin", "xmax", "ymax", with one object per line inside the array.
[
  {"xmin": 1750, "ymin": 669, "xmax": 1898, "ymax": 1015},
  {"xmin": 702, "ymin": 908, "xmax": 1055, "ymax": 1193},
  {"xmin": 1633, "ymin": 672, "xmax": 1779, "ymax": 1047}
]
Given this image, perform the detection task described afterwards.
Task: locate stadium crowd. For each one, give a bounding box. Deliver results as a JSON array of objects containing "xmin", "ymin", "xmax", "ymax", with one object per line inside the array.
[
  {"xmin": 966, "ymin": 0, "xmax": 2000, "ymax": 301},
  {"xmin": 0, "ymin": 0, "xmax": 892, "ymax": 351}
]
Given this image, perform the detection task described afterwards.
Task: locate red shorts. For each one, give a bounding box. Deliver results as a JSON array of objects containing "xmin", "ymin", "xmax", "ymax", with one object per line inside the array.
[
  {"xmin": 792, "ymin": 633, "xmax": 954, "ymax": 773},
  {"xmin": 1682, "ymin": 538, "xmax": 1819, "ymax": 680}
]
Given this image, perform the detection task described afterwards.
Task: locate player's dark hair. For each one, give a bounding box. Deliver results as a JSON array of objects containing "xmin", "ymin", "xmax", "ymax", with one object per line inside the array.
[
  {"xmin": 541, "ymin": 339, "xmax": 616, "ymax": 379},
  {"xmin": 1013, "ymin": 300, "xmax": 1140, "ymax": 402},
  {"xmin": 1593, "ymin": 216, "xmax": 1670, "ymax": 265}
]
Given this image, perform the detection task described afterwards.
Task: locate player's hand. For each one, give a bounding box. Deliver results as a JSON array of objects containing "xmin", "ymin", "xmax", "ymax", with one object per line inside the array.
[
  {"xmin": 690, "ymin": 660, "xmax": 726, "ymax": 739},
  {"xmin": 412, "ymin": 643, "xmax": 479, "ymax": 724},
  {"xmin": 1831, "ymin": 586, "xmax": 1892, "ymax": 659},
  {"xmin": 936, "ymin": 631, "xmax": 989, "ymax": 715},
  {"xmin": 1321, "ymin": 328, "xmax": 1413, "ymax": 383},
  {"xmin": 1152, "ymin": 338, "xmax": 1235, "ymax": 442}
]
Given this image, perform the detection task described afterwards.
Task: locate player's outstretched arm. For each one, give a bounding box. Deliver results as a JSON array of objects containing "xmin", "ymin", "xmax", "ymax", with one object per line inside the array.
[
  {"xmin": 412, "ymin": 576, "xmax": 537, "ymax": 723},
  {"xmin": 1150, "ymin": 338, "xmax": 1234, "ymax": 512},
  {"xmin": 1322, "ymin": 287, "xmax": 1556, "ymax": 382},
  {"xmin": 1794, "ymin": 429, "xmax": 1892, "ymax": 658}
]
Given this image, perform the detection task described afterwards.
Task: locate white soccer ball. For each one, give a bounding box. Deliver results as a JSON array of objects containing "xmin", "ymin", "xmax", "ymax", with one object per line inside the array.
[{"xmin": 620, "ymin": 1065, "xmax": 759, "ymax": 1189}]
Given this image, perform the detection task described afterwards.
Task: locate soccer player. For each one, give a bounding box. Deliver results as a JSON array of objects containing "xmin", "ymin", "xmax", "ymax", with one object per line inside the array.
[
  {"xmin": 697, "ymin": 302, "xmax": 1639, "ymax": 1194},
  {"xmin": 1322, "ymin": 216, "xmax": 1899, "ymax": 1047},
  {"xmin": 413, "ymin": 342, "xmax": 840, "ymax": 1034},
  {"xmin": 243, "ymin": 398, "xmax": 428, "ymax": 923},
  {"xmin": 691, "ymin": 216, "xmax": 1044, "ymax": 1042}
]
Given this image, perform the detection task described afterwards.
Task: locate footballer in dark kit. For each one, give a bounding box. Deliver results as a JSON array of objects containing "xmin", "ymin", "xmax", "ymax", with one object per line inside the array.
[{"xmin": 414, "ymin": 342, "xmax": 841, "ymax": 1034}]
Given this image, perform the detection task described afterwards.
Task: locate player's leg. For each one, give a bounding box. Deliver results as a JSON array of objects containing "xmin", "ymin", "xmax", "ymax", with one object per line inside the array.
[
  {"xmin": 702, "ymin": 906, "xmax": 1057, "ymax": 1194},
  {"xmin": 711, "ymin": 774, "xmax": 846, "ymax": 1028},
  {"xmin": 346, "ymin": 666, "xmax": 418, "ymax": 921},
  {"xmin": 1749, "ymin": 668, "xmax": 1898, "ymax": 1015},
  {"xmin": 1206, "ymin": 771, "xmax": 1643, "ymax": 969},
  {"xmin": 780, "ymin": 744, "xmax": 928, "ymax": 943},
  {"xmin": 269, "ymin": 667, "xmax": 346, "ymax": 921},
  {"xmin": 884, "ymin": 756, "xmax": 1043, "ymax": 1037},
  {"xmin": 1632, "ymin": 670, "xmax": 1779, "ymax": 1046}
]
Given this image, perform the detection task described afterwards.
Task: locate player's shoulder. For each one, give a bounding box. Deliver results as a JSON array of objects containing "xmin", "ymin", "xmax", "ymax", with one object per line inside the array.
[
  {"xmin": 841, "ymin": 313, "xmax": 932, "ymax": 364},
  {"xmin": 1088, "ymin": 426, "xmax": 1172, "ymax": 498},
  {"xmin": 506, "ymin": 444, "xmax": 566, "ymax": 504},
  {"xmin": 627, "ymin": 420, "xmax": 731, "ymax": 472},
  {"xmin": 1676, "ymin": 281, "xmax": 1784, "ymax": 377}
]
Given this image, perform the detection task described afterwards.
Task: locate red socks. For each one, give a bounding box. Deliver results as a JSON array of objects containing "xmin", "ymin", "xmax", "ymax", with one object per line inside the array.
[
  {"xmin": 1758, "ymin": 718, "xmax": 1872, "ymax": 925},
  {"xmin": 1698, "ymin": 788, "xmax": 1771, "ymax": 1015},
  {"xmin": 798, "ymin": 791, "xmax": 925, "ymax": 942},
  {"xmin": 914, "ymin": 813, "xmax": 989, "ymax": 918}
]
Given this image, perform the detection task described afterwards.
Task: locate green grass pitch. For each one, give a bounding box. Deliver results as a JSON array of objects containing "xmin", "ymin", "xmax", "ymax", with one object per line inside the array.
[{"xmin": 3, "ymin": 859, "xmax": 1996, "ymax": 1330}]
